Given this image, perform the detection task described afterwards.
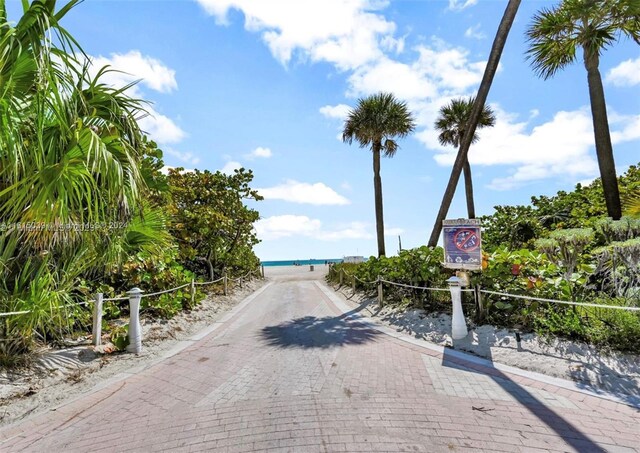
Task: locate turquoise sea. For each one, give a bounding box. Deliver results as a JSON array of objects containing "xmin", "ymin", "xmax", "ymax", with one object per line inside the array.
[{"xmin": 261, "ymin": 259, "xmax": 342, "ymax": 267}]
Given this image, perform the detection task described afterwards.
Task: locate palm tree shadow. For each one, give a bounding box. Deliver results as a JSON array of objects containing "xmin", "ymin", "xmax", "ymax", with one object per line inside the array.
[
  {"xmin": 260, "ymin": 308, "xmax": 381, "ymax": 349},
  {"xmin": 443, "ymin": 336, "xmax": 613, "ymax": 452}
]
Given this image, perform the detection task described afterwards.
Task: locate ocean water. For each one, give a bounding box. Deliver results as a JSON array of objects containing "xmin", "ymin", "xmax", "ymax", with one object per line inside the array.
[{"xmin": 261, "ymin": 259, "xmax": 342, "ymax": 267}]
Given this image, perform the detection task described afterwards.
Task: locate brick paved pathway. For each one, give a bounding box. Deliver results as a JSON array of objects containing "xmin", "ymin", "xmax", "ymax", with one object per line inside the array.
[{"xmin": 1, "ymin": 269, "xmax": 638, "ymax": 452}]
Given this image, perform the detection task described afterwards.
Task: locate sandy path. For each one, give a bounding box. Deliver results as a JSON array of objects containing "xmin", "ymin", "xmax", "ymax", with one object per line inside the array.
[
  {"xmin": 0, "ymin": 266, "xmax": 637, "ymax": 452},
  {"xmin": 0, "ymin": 277, "xmax": 266, "ymax": 426}
]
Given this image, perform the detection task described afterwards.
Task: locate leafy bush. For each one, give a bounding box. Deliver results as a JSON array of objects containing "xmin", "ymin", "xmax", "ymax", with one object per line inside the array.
[
  {"xmin": 533, "ymin": 297, "xmax": 640, "ymax": 352},
  {"xmin": 329, "ymin": 246, "xmax": 451, "ymax": 308}
]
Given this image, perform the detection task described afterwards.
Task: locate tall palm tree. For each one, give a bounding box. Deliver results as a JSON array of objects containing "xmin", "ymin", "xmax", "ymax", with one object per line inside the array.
[
  {"xmin": 342, "ymin": 93, "xmax": 416, "ymax": 257},
  {"xmin": 526, "ymin": 0, "xmax": 640, "ymax": 221},
  {"xmin": 435, "ymin": 97, "xmax": 496, "ymax": 219},
  {"xmin": 428, "ymin": 0, "xmax": 521, "ymax": 247}
]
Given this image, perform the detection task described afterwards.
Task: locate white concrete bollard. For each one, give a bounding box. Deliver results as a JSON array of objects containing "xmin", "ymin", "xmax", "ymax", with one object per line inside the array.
[
  {"xmin": 447, "ymin": 276, "xmax": 468, "ymax": 340},
  {"xmin": 92, "ymin": 293, "xmax": 103, "ymax": 346},
  {"xmin": 126, "ymin": 287, "xmax": 144, "ymax": 354}
]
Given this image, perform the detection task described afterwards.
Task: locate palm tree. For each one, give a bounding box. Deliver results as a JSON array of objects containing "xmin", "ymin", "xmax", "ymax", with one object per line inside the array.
[
  {"xmin": 428, "ymin": 0, "xmax": 521, "ymax": 247},
  {"xmin": 0, "ymin": 0, "xmax": 149, "ymax": 349},
  {"xmin": 342, "ymin": 93, "xmax": 416, "ymax": 257},
  {"xmin": 526, "ymin": 0, "xmax": 640, "ymax": 221},
  {"xmin": 435, "ymin": 97, "xmax": 496, "ymax": 219}
]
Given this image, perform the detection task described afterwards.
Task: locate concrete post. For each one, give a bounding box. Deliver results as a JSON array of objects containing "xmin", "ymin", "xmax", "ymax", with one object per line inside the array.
[
  {"xmin": 475, "ymin": 284, "xmax": 484, "ymax": 322},
  {"xmin": 126, "ymin": 287, "xmax": 143, "ymax": 353},
  {"xmin": 223, "ymin": 273, "xmax": 228, "ymax": 296},
  {"xmin": 448, "ymin": 276, "xmax": 468, "ymax": 340},
  {"xmin": 92, "ymin": 293, "xmax": 103, "ymax": 346},
  {"xmin": 377, "ymin": 276, "xmax": 383, "ymax": 307}
]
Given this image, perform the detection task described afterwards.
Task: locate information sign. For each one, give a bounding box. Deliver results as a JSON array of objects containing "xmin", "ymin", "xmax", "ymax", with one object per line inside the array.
[{"xmin": 442, "ymin": 219, "xmax": 482, "ymax": 270}]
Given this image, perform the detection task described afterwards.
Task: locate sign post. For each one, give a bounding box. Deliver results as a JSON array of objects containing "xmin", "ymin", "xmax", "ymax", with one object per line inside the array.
[{"xmin": 442, "ymin": 219, "xmax": 482, "ymax": 341}]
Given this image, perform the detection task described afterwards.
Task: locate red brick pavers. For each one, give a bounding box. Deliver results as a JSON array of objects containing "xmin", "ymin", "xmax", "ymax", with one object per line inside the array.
[{"xmin": 1, "ymin": 273, "xmax": 638, "ymax": 452}]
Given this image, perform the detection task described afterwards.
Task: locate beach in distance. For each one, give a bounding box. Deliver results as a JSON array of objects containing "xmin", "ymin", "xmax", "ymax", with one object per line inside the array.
[{"xmin": 261, "ymin": 259, "xmax": 343, "ymax": 267}]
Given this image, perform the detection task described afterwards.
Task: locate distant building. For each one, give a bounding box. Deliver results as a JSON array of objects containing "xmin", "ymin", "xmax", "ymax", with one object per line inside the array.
[{"xmin": 343, "ymin": 255, "xmax": 364, "ymax": 264}]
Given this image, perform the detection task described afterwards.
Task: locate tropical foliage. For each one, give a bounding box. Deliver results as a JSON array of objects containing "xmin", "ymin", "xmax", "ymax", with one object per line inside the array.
[
  {"xmin": 329, "ymin": 167, "xmax": 640, "ymax": 352},
  {"xmin": 526, "ymin": 0, "xmax": 640, "ymax": 220},
  {"xmin": 167, "ymin": 168, "xmax": 262, "ymax": 280},
  {"xmin": 0, "ymin": 1, "xmax": 262, "ymax": 359},
  {"xmin": 342, "ymin": 92, "xmax": 416, "ymax": 257}
]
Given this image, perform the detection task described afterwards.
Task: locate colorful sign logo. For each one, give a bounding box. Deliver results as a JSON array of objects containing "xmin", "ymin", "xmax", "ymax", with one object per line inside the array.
[{"xmin": 442, "ymin": 219, "xmax": 482, "ymax": 270}]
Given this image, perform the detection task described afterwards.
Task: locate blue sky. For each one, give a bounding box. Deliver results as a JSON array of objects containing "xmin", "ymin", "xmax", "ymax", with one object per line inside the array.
[{"xmin": 8, "ymin": 0, "xmax": 640, "ymax": 260}]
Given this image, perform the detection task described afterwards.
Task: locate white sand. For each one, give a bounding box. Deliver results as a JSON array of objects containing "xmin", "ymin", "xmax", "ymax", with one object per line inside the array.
[
  {"xmin": 0, "ymin": 278, "xmax": 266, "ymax": 426},
  {"xmin": 2, "ymin": 265, "xmax": 637, "ymax": 425},
  {"xmin": 333, "ymin": 286, "xmax": 640, "ymax": 404}
]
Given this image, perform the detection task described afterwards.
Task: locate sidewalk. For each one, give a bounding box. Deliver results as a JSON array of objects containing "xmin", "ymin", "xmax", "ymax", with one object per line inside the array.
[{"xmin": 0, "ymin": 270, "xmax": 637, "ymax": 452}]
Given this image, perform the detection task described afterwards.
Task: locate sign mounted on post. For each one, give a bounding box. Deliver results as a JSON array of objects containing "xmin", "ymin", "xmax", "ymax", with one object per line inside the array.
[{"xmin": 442, "ymin": 219, "xmax": 482, "ymax": 270}]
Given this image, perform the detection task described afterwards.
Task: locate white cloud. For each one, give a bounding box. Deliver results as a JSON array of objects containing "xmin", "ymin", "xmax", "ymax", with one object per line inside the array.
[
  {"xmin": 221, "ymin": 161, "xmax": 243, "ymax": 174},
  {"xmin": 138, "ymin": 108, "xmax": 187, "ymax": 144},
  {"xmin": 348, "ymin": 56, "xmax": 438, "ymax": 100},
  {"xmin": 254, "ymin": 215, "xmax": 372, "ymax": 241},
  {"xmin": 385, "ymin": 227, "xmax": 404, "ymax": 236},
  {"xmin": 422, "ymin": 107, "xmax": 640, "ymax": 191},
  {"xmin": 254, "ymin": 215, "xmax": 322, "ymax": 240},
  {"xmin": 318, "ymin": 222, "xmax": 372, "ymax": 241},
  {"xmin": 609, "ymin": 113, "xmax": 640, "ymax": 143},
  {"xmin": 196, "ymin": 0, "xmax": 397, "ymax": 70},
  {"xmin": 448, "ymin": 0, "xmax": 478, "ymax": 11},
  {"xmin": 347, "ymin": 42, "xmax": 486, "ymax": 100},
  {"xmin": 164, "ymin": 148, "xmax": 201, "ymax": 165},
  {"xmin": 430, "ymin": 107, "xmax": 599, "ymax": 190},
  {"xmin": 257, "ymin": 180, "xmax": 350, "ymax": 205},
  {"xmin": 245, "ymin": 146, "xmax": 273, "ymax": 159},
  {"xmin": 341, "ymin": 181, "xmax": 352, "ymax": 191},
  {"xmin": 319, "ymin": 104, "xmax": 352, "ymax": 120},
  {"xmin": 161, "ymin": 166, "xmax": 195, "ymax": 175},
  {"xmin": 87, "ymin": 51, "xmax": 185, "ymax": 145},
  {"xmin": 89, "ymin": 51, "xmax": 177, "ymax": 93},
  {"xmin": 606, "ymin": 57, "xmax": 640, "ymax": 87},
  {"xmin": 464, "ymin": 24, "xmax": 485, "ymax": 40}
]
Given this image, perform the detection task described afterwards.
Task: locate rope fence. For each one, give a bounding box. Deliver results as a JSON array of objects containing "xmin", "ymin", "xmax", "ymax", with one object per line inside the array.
[
  {"xmin": 479, "ymin": 289, "xmax": 640, "ymax": 312},
  {"xmin": 331, "ymin": 266, "xmax": 638, "ymax": 312},
  {"xmin": 0, "ymin": 266, "xmax": 265, "ymax": 348}
]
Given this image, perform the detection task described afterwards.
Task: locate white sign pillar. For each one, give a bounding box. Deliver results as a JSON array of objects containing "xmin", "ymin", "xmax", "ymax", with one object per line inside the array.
[
  {"xmin": 126, "ymin": 287, "xmax": 144, "ymax": 354},
  {"xmin": 447, "ymin": 276, "xmax": 468, "ymax": 340}
]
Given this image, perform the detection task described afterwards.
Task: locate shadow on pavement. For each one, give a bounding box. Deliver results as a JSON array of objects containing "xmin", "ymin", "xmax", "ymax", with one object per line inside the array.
[
  {"xmin": 260, "ymin": 311, "xmax": 380, "ymax": 349},
  {"xmin": 443, "ymin": 339, "xmax": 607, "ymax": 452}
]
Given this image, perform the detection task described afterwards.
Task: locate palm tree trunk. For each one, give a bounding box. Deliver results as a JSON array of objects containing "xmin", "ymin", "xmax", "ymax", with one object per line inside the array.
[
  {"xmin": 373, "ymin": 143, "xmax": 386, "ymax": 257},
  {"xmin": 584, "ymin": 50, "xmax": 622, "ymax": 220},
  {"xmin": 463, "ymin": 158, "xmax": 475, "ymax": 219},
  {"xmin": 428, "ymin": 0, "xmax": 521, "ymax": 247}
]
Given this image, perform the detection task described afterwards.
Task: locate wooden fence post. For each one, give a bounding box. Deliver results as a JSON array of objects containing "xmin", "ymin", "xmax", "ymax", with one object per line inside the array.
[
  {"xmin": 339, "ymin": 268, "xmax": 344, "ymax": 286},
  {"xmin": 377, "ymin": 276, "xmax": 383, "ymax": 307},
  {"xmin": 92, "ymin": 293, "xmax": 103, "ymax": 346},
  {"xmin": 261, "ymin": 265, "xmax": 265, "ymax": 278},
  {"xmin": 351, "ymin": 275, "xmax": 356, "ymax": 292},
  {"xmin": 223, "ymin": 273, "xmax": 228, "ymax": 296},
  {"xmin": 190, "ymin": 279, "xmax": 195, "ymax": 305}
]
